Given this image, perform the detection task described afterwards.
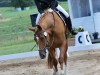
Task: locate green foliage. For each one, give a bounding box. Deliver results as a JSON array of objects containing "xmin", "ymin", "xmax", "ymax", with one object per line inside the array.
[
  {"xmin": 72, "ymin": 26, "xmax": 84, "ymax": 33},
  {"xmin": 21, "ymin": 0, "xmax": 34, "ymax": 7},
  {"xmin": 0, "ymin": 0, "xmax": 11, "ymax": 7},
  {"xmin": 11, "ymin": 0, "xmax": 34, "ymax": 8},
  {"xmin": 77, "ymin": 26, "xmax": 84, "ymax": 32},
  {"xmin": 11, "ymin": 0, "xmax": 21, "ymax": 7}
]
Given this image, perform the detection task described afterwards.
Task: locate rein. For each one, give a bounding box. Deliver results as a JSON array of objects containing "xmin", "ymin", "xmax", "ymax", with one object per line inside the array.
[
  {"xmin": 30, "ymin": 11, "xmax": 56, "ymax": 52},
  {"xmin": 30, "ymin": 44, "xmax": 37, "ymax": 51},
  {"xmin": 38, "ymin": 11, "xmax": 56, "ymax": 52}
]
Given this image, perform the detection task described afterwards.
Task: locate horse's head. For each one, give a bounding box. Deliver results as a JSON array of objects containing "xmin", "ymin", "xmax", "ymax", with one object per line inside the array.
[{"xmin": 29, "ymin": 25, "xmax": 47, "ymax": 59}]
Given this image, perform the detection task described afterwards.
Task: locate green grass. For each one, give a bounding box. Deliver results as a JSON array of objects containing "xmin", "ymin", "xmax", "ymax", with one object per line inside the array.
[
  {"xmin": 0, "ymin": 7, "xmax": 37, "ymax": 47},
  {"xmin": 0, "ymin": 42, "xmax": 37, "ymax": 55},
  {"xmin": 0, "ymin": 1, "xmax": 68, "ymax": 55}
]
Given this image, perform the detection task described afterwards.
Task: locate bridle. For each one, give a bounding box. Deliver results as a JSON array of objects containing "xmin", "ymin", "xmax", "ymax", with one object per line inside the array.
[{"xmin": 33, "ymin": 11, "xmax": 56, "ymax": 52}]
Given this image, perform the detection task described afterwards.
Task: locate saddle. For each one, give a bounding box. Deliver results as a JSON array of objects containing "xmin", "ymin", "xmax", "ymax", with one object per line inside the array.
[
  {"xmin": 30, "ymin": 9, "xmax": 71, "ymax": 30},
  {"xmin": 55, "ymin": 10, "xmax": 67, "ymax": 27},
  {"xmin": 30, "ymin": 14, "xmax": 38, "ymax": 27}
]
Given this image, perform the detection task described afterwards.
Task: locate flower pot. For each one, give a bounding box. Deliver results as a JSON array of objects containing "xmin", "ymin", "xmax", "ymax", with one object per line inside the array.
[
  {"xmin": 92, "ymin": 32, "xmax": 99, "ymax": 39},
  {"xmin": 93, "ymin": 34, "xmax": 98, "ymax": 39}
]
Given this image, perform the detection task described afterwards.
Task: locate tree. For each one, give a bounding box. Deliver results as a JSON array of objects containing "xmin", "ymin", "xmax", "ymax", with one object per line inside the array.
[
  {"xmin": 11, "ymin": 0, "xmax": 34, "ymax": 8},
  {"xmin": 11, "ymin": 0, "xmax": 21, "ymax": 8},
  {"xmin": 21, "ymin": 0, "xmax": 34, "ymax": 7}
]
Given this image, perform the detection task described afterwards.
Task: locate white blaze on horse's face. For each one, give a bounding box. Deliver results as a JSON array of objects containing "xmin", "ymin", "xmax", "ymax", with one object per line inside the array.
[
  {"xmin": 36, "ymin": 36, "xmax": 39, "ymax": 41},
  {"xmin": 36, "ymin": 36, "xmax": 39, "ymax": 49},
  {"xmin": 44, "ymin": 32, "xmax": 48, "ymax": 36}
]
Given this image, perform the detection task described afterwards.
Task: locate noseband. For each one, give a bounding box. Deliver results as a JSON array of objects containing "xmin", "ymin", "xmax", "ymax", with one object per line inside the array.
[{"xmin": 35, "ymin": 30, "xmax": 55, "ymax": 53}]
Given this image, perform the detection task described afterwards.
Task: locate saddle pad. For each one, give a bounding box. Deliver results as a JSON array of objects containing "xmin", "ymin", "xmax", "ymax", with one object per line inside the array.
[{"xmin": 55, "ymin": 10, "xmax": 67, "ymax": 26}]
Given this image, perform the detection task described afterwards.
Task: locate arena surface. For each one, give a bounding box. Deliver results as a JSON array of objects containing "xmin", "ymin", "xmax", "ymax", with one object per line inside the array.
[{"xmin": 0, "ymin": 50, "xmax": 100, "ymax": 75}]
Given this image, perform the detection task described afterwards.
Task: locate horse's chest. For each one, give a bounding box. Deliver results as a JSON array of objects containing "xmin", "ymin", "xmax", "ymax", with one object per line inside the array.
[{"xmin": 53, "ymin": 38, "xmax": 64, "ymax": 47}]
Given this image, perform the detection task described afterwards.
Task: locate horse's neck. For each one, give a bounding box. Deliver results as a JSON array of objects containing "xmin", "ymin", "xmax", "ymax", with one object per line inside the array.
[
  {"xmin": 39, "ymin": 12, "xmax": 54, "ymax": 28},
  {"xmin": 53, "ymin": 11, "xmax": 65, "ymax": 30},
  {"xmin": 39, "ymin": 11, "xmax": 65, "ymax": 33}
]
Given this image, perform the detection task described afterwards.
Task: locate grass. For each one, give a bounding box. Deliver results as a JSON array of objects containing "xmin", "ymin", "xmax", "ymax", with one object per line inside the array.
[
  {"xmin": 0, "ymin": 1, "xmax": 68, "ymax": 55},
  {"xmin": 0, "ymin": 7, "xmax": 37, "ymax": 47},
  {"xmin": 0, "ymin": 42, "xmax": 37, "ymax": 55}
]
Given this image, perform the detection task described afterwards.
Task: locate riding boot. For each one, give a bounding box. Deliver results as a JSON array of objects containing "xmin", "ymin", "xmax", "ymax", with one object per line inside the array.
[{"xmin": 66, "ymin": 17, "xmax": 77, "ymax": 35}]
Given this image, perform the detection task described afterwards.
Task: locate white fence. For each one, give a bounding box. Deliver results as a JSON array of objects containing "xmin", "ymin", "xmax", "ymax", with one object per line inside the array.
[{"xmin": 0, "ymin": 43, "xmax": 100, "ymax": 61}]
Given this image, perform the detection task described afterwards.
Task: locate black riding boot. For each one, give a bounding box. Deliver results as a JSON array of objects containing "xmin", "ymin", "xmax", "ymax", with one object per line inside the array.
[{"xmin": 66, "ymin": 17, "xmax": 77, "ymax": 35}]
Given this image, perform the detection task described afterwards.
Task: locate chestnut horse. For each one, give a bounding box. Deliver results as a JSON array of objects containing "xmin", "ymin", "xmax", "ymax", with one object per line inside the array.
[{"xmin": 29, "ymin": 9, "xmax": 69, "ymax": 75}]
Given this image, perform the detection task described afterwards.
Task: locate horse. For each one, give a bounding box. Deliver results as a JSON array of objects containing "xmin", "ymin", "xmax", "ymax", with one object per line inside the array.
[{"xmin": 29, "ymin": 9, "xmax": 69, "ymax": 75}]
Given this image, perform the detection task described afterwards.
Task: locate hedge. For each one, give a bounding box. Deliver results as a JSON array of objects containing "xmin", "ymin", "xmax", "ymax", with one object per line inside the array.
[
  {"xmin": 0, "ymin": 0, "xmax": 11, "ymax": 7},
  {"xmin": 11, "ymin": 0, "xmax": 34, "ymax": 8}
]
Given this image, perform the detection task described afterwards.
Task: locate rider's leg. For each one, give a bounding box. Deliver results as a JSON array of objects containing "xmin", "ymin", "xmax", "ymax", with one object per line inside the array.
[
  {"xmin": 56, "ymin": 4, "xmax": 69, "ymax": 18},
  {"xmin": 56, "ymin": 5, "xmax": 76, "ymax": 35}
]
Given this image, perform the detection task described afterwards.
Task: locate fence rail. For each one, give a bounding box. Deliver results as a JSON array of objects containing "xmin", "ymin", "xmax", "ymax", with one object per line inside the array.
[{"xmin": 0, "ymin": 43, "xmax": 100, "ymax": 61}]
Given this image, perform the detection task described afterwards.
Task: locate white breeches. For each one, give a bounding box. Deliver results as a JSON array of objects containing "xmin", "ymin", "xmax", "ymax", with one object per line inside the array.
[
  {"xmin": 36, "ymin": 4, "xmax": 69, "ymax": 25},
  {"xmin": 57, "ymin": 4, "xmax": 69, "ymax": 18}
]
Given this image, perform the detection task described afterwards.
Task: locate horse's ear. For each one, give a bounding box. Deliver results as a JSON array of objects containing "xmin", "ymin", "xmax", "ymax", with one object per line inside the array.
[
  {"xmin": 28, "ymin": 27, "xmax": 36, "ymax": 32},
  {"xmin": 37, "ymin": 25, "xmax": 42, "ymax": 30}
]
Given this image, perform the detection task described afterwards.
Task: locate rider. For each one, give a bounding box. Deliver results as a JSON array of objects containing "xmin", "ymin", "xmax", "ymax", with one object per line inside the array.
[{"xmin": 34, "ymin": 0, "xmax": 76, "ymax": 35}]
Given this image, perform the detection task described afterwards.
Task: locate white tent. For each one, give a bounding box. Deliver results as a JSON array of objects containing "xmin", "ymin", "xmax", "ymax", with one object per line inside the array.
[{"xmin": 68, "ymin": 0, "xmax": 100, "ymax": 38}]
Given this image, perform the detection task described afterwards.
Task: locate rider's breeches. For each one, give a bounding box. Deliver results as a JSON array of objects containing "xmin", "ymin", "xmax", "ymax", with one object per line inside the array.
[
  {"xmin": 36, "ymin": 4, "xmax": 69, "ymax": 25},
  {"xmin": 56, "ymin": 4, "xmax": 69, "ymax": 18}
]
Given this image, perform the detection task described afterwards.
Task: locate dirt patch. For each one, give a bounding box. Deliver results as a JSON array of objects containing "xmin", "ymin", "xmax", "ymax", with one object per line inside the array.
[
  {"xmin": 68, "ymin": 50, "xmax": 100, "ymax": 75},
  {"xmin": 0, "ymin": 50, "xmax": 100, "ymax": 75}
]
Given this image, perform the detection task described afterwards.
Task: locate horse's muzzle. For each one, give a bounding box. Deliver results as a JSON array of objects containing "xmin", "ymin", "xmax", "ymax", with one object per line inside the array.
[{"xmin": 39, "ymin": 50, "xmax": 46, "ymax": 59}]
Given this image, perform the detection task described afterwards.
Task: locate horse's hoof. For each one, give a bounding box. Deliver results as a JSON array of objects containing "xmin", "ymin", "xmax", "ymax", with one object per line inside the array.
[
  {"xmin": 53, "ymin": 72, "xmax": 59, "ymax": 75},
  {"xmin": 61, "ymin": 70, "xmax": 64, "ymax": 75}
]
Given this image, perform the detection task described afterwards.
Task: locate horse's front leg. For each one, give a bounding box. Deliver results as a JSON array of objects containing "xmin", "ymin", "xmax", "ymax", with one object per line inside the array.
[
  {"xmin": 48, "ymin": 48, "xmax": 58, "ymax": 75},
  {"xmin": 59, "ymin": 41, "xmax": 68, "ymax": 75}
]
